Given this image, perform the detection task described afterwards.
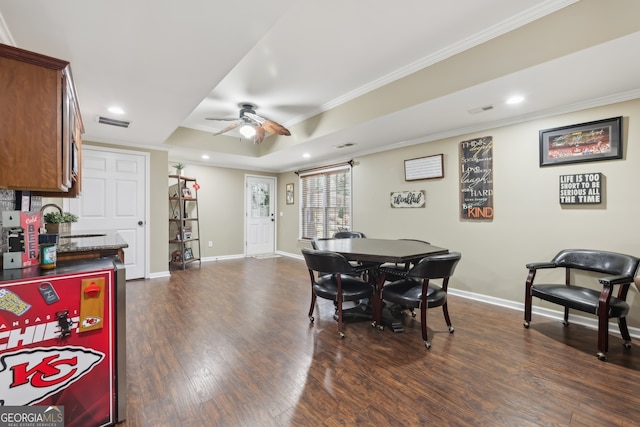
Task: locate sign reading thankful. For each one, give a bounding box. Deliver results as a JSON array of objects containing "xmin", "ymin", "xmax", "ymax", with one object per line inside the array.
[{"xmin": 390, "ymin": 190, "xmax": 425, "ymax": 208}]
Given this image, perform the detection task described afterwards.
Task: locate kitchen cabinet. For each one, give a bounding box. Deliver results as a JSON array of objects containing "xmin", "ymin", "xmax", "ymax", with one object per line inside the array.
[{"xmin": 0, "ymin": 43, "xmax": 84, "ymax": 195}]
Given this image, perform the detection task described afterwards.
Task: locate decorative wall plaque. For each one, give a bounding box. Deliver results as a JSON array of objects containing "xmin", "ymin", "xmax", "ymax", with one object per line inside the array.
[
  {"xmin": 459, "ymin": 136, "xmax": 493, "ymax": 220},
  {"xmin": 559, "ymin": 173, "xmax": 602, "ymax": 204},
  {"xmin": 390, "ymin": 190, "xmax": 425, "ymax": 208},
  {"xmin": 404, "ymin": 154, "xmax": 444, "ymax": 181}
]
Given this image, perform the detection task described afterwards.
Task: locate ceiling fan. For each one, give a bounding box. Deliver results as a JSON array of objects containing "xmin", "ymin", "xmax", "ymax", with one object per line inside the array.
[{"xmin": 205, "ymin": 103, "xmax": 291, "ymax": 144}]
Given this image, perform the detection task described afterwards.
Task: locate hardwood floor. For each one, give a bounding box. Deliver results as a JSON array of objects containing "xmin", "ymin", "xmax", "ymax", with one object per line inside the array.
[{"xmin": 122, "ymin": 256, "xmax": 640, "ymax": 427}]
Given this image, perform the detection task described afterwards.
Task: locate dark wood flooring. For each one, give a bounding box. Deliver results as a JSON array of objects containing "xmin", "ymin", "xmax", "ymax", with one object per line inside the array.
[{"xmin": 122, "ymin": 256, "xmax": 640, "ymax": 427}]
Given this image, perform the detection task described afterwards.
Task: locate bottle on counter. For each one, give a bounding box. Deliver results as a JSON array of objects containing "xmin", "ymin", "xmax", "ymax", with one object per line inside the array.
[{"xmin": 39, "ymin": 233, "xmax": 59, "ymax": 270}]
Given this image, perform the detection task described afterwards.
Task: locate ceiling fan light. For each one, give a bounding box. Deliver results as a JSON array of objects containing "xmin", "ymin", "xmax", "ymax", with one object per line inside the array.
[{"xmin": 239, "ymin": 124, "xmax": 256, "ymax": 139}]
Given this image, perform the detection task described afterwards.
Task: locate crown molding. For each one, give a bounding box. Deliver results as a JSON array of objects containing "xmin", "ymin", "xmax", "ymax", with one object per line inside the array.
[{"xmin": 286, "ymin": 0, "xmax": 579, "ymax": 127}]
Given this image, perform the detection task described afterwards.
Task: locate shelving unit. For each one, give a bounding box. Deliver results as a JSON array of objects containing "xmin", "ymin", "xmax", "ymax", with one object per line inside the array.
[{"xmin": 168, "ymin": 174, "xmax": 201, "ymax": 270}]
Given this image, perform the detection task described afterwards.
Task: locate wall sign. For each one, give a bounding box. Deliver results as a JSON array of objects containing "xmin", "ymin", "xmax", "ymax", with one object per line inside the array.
[
  {"xmin": 404, "ymin": 154, "xmax": 444, "ymax": 181},
  {"xmin": 459, "ymin": 136, "xmax": 493, "ymax": 220},
  {"xmin": 390, "ymin": 190, "xmax": 425, "ymax": 208},
  {"xmin": 559, "ymin": 173, "xmax": 602, "ymax": 204}
]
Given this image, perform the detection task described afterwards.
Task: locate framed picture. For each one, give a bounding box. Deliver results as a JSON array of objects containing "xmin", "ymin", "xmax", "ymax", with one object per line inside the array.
[
  {"xmin": 404, "ymin": 154, "xmax": 444, "ymax": 181},
  {"xmin": 286, "ymin": 183, "xmax": 294, "ymax": 204},
  {"xmin": 539, "ymin": 116, "xmax": 622, "ymax": 167},
  {"xmin": 183, "ymin": 247, "xmax": 194, "ymax": 260},
  {"xmin": 182, "ymin": 187, "xmax": 192, "ymax": 198}
]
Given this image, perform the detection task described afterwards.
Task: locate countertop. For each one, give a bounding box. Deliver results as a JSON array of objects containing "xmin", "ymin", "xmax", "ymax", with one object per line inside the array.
[
  {"xmin": 0, "ymin": 257, "xmax": 119, "ymax": 283},
  {"xmin": 57, "ymin": 231, "xmax": 129, "ymax": 254}
]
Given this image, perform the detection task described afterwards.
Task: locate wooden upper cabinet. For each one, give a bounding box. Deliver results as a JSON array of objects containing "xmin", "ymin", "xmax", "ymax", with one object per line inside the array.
[{"xmin": 0, "ymin": 43, "xmax": 84, "ymax": 195}]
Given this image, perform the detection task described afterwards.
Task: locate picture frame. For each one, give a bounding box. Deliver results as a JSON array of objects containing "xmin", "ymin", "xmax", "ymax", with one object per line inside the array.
[
  {"xmin": 286, "ymin": 183, "xmax": 294, "ymax": 205},
  {"xmin": 404, "ymin": 154, "xmax": 444, "ymax": 181},
  {"xmin": 183, "ymin": 247, "xmax": 194, "ymax": 260},
  {"xmin": 539, "ymin": 116, "xmax": 622, "ymax": 167},
  {"xmin": 182, "ymin": 187, "xmax": 192, "ymax": 198}
]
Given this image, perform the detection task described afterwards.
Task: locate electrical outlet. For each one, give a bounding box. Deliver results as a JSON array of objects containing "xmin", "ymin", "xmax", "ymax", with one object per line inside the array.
[{"xmin": 208, "ymin": 241, "xmax": 213, "ymax": 247}]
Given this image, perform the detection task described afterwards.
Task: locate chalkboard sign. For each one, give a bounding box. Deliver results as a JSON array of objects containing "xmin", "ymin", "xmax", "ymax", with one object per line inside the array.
[
  {"xmin": 459, "ymin": 136, "xmax": 493, "ymax": 220},
  {"xmin": 559, "ymin": 173, "xmax": 602, "ymax": 204}
]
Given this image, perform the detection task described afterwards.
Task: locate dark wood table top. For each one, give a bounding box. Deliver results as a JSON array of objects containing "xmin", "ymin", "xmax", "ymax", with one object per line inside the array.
[{"xmin": 313, "ymin": 238, "xmax": 448, "ymax": 263}]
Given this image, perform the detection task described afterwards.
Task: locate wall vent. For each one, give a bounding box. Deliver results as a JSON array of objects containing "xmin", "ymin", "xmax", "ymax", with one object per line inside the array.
[
  {"xmin": 468, "ymin": 105, "xmax": 495, "ymax": 114},
  {"xmin": 335, "ymin": 142, "xmax": 356, "ymax": 149},
  {"xmin": 98, "ymin": 116, "xmax": 131, "ymax": 128}
]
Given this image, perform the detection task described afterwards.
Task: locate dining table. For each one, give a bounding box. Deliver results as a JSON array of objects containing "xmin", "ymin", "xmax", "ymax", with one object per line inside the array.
[{"xmin": 312, "ymin": 238, "xmax": 449, "ymax": 331}]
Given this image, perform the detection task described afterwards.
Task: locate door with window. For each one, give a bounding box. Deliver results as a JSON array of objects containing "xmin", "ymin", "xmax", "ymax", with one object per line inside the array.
[{"xmin": 245, "ymin": 175, "xmax": 276, "ymax": 255}]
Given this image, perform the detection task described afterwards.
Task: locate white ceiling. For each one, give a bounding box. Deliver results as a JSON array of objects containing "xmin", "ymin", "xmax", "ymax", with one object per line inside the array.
[{"xmin": 1, "ymin": 0, "xmax": 639, "ymax": 172}]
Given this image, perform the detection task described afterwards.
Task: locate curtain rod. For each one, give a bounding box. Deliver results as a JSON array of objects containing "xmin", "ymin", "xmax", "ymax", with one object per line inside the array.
[{"xmin": 294, "ymin": 159, "xmax": 353, "ymax": 175}]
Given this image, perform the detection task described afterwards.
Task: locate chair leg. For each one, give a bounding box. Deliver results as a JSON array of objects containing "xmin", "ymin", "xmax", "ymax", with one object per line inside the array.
[
  {"xmin": 596, "ymin": 303, "xmax": 609, "ymax": 361},
  {"xmin": 618, "ymin": 317, "xmax": 632, "ymax": 350},
  {"xmin": 524, "ymin": 270, "xmax": 534, "ymax": 327},
  {"xmin": 336, "ymin": 298, "xmax": 345, "ymax": 339},
  {"xmin": 420, "ymin": 305, "xmax": 430, "ymax": 349},
  {"xmin": 442, "ymin": 302, "xmax": 454, "ymax": 334},
  {"xmin": 308, "ymin": 292, "xmax": 316, "ymax": 323}
]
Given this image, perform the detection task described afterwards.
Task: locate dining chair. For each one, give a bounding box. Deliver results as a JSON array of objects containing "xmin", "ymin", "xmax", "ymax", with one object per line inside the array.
[
  {"xmin": 380, "ymin": 239, "xmax": 431, "ymax": 282},
  {"xmin": 333, "ymin": 231, "xmax": 366, "ymax": 238},
  {"xmin": 301, "ymin": 248, "xmax": 374, "ymax": 338},
  {"xmin": 524, "ymin": 249, "xmax": 640, "ymax": 360},
  {"xmin": 379, "ymin": 252, "xmax": 461, "ymax": 348}
]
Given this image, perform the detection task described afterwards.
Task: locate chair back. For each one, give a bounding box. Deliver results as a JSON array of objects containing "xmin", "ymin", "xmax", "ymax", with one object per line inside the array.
[
  {"xmin": 301, "ymin": 248, "xmax": 357, "ymax": 275},
  {"xmin": 334, "ymin": 231, "xmax": 365, "ymax": 238},
  {"xmin": 407, "ymin": 252, "xmax": 462, "ymax": 280},
  {"xmin": 552, "ymin": 249, "xmax": 639, "ymax": 277}
]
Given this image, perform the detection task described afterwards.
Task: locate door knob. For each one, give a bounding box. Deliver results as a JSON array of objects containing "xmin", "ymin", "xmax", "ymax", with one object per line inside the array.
[{"xmin": 138, "ymin": 220, "xmax": 144, "ymax": 226}]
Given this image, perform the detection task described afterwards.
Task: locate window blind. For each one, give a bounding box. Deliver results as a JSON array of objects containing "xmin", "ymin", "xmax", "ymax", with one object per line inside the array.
[{"xmin": 299, "ymin": 165, "xmax": 352, "ymax": 240}]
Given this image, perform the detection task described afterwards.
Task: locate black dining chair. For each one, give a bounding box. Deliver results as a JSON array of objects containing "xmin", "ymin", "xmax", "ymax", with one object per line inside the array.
[
  {"xmin": 301, "ymin": 248, "xmax": 374, "ymax": 338},
  {"xmin": 333, "ymin": 231, "xmax": 365, "ymax": 238},
  {"xmin": 379, "ymin": 252, "xmax": 461, "ymax": 348},
  {"xmin": 380, "ymin": 239, "xmax": 431, "ymax": 282}
]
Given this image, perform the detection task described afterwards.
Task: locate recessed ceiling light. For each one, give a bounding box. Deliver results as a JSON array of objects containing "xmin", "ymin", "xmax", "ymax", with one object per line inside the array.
[
  {"xmin": 303, "ymin": 153, "xmax": 311, "ymax": 158},
  {"xmin": 506, "ymin": 95, "xmax": 524, "ymax": 105},
  {"xmin": 108, "ymin": 106, "xmax": 125, "ymax": 115},
  {"xmin": 201, "ymin": 154, "xmax": 210, "ymax": 160}
]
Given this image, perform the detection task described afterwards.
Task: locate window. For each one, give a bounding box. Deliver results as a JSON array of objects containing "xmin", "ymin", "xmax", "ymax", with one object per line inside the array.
[{"xmin": 300, "ymin": 165, "xmax": 352, "ymax": 240}]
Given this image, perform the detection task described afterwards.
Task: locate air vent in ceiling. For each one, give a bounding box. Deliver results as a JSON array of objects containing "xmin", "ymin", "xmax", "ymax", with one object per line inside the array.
[
  {"xmin": 468, "ymin": 105, "xmax": 495, "ymax": 115},
  {"xmin": 98, "ymin": 116, "xmax": 131, "ymax": 128},
  {"xmin": 335, "ymin": 142, "xmax": 356, "ymax": 149}
]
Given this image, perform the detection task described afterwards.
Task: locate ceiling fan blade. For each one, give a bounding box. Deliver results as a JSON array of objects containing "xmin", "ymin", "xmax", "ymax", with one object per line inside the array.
[
  {"xmin": 254, "ymin": 125, "xmax": 265, "ymax": 144},
  {"xmin": 211, "ymin": 121, "xmax": 241, "ymax": 136},
  {"xmin": 205, "ymin": 117, "xmax": 238, "ymax": 121},
  {"xmin": 262, "ymin": 119, "xmax": 291, "ymax": 136}
]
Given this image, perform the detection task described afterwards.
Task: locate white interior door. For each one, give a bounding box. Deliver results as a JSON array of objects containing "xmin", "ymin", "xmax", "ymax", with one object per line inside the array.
[
  {"xmin": 67, "ymin": 146, "xmax": 147, "ymax": 279},
  {"xmin": 245, "ymin": 175, "xmax": 276, "ymax": 256}
]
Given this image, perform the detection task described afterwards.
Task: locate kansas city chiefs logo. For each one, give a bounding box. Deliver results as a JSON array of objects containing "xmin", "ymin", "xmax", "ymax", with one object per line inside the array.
[{"xmin": 0, "ymin": 346, "xmax": 104, "ymax": 406}]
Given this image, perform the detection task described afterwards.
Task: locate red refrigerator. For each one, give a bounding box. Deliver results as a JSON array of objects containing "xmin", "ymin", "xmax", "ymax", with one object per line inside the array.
[{"xmin": 0, "ymin": 258, "xmax": 126, "ymax": 426}]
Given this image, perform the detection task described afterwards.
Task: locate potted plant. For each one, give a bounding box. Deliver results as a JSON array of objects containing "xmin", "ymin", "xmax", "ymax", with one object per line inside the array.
[
  {"xmin": 173, "ymin": 162, "xmax": 186, "ymax": 176},
  {"xmin": 43, "ymin": 211, "xmax": 78, "ymax": 236}
]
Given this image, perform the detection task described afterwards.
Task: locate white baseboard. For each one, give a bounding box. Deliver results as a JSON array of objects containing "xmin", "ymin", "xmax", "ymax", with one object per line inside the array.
[
  {"xmin": 278, "ymin": 251, "xmax": 640, "ymax": 340},
  {"xmin": 449, "ymin": 287, "xmax": 640, "ymax": 340}
]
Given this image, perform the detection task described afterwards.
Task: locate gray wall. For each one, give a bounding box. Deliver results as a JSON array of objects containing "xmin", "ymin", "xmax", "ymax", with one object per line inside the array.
[{"xmin": 277, "ymin": 98, "xmax": 640, "ymax": 327}]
